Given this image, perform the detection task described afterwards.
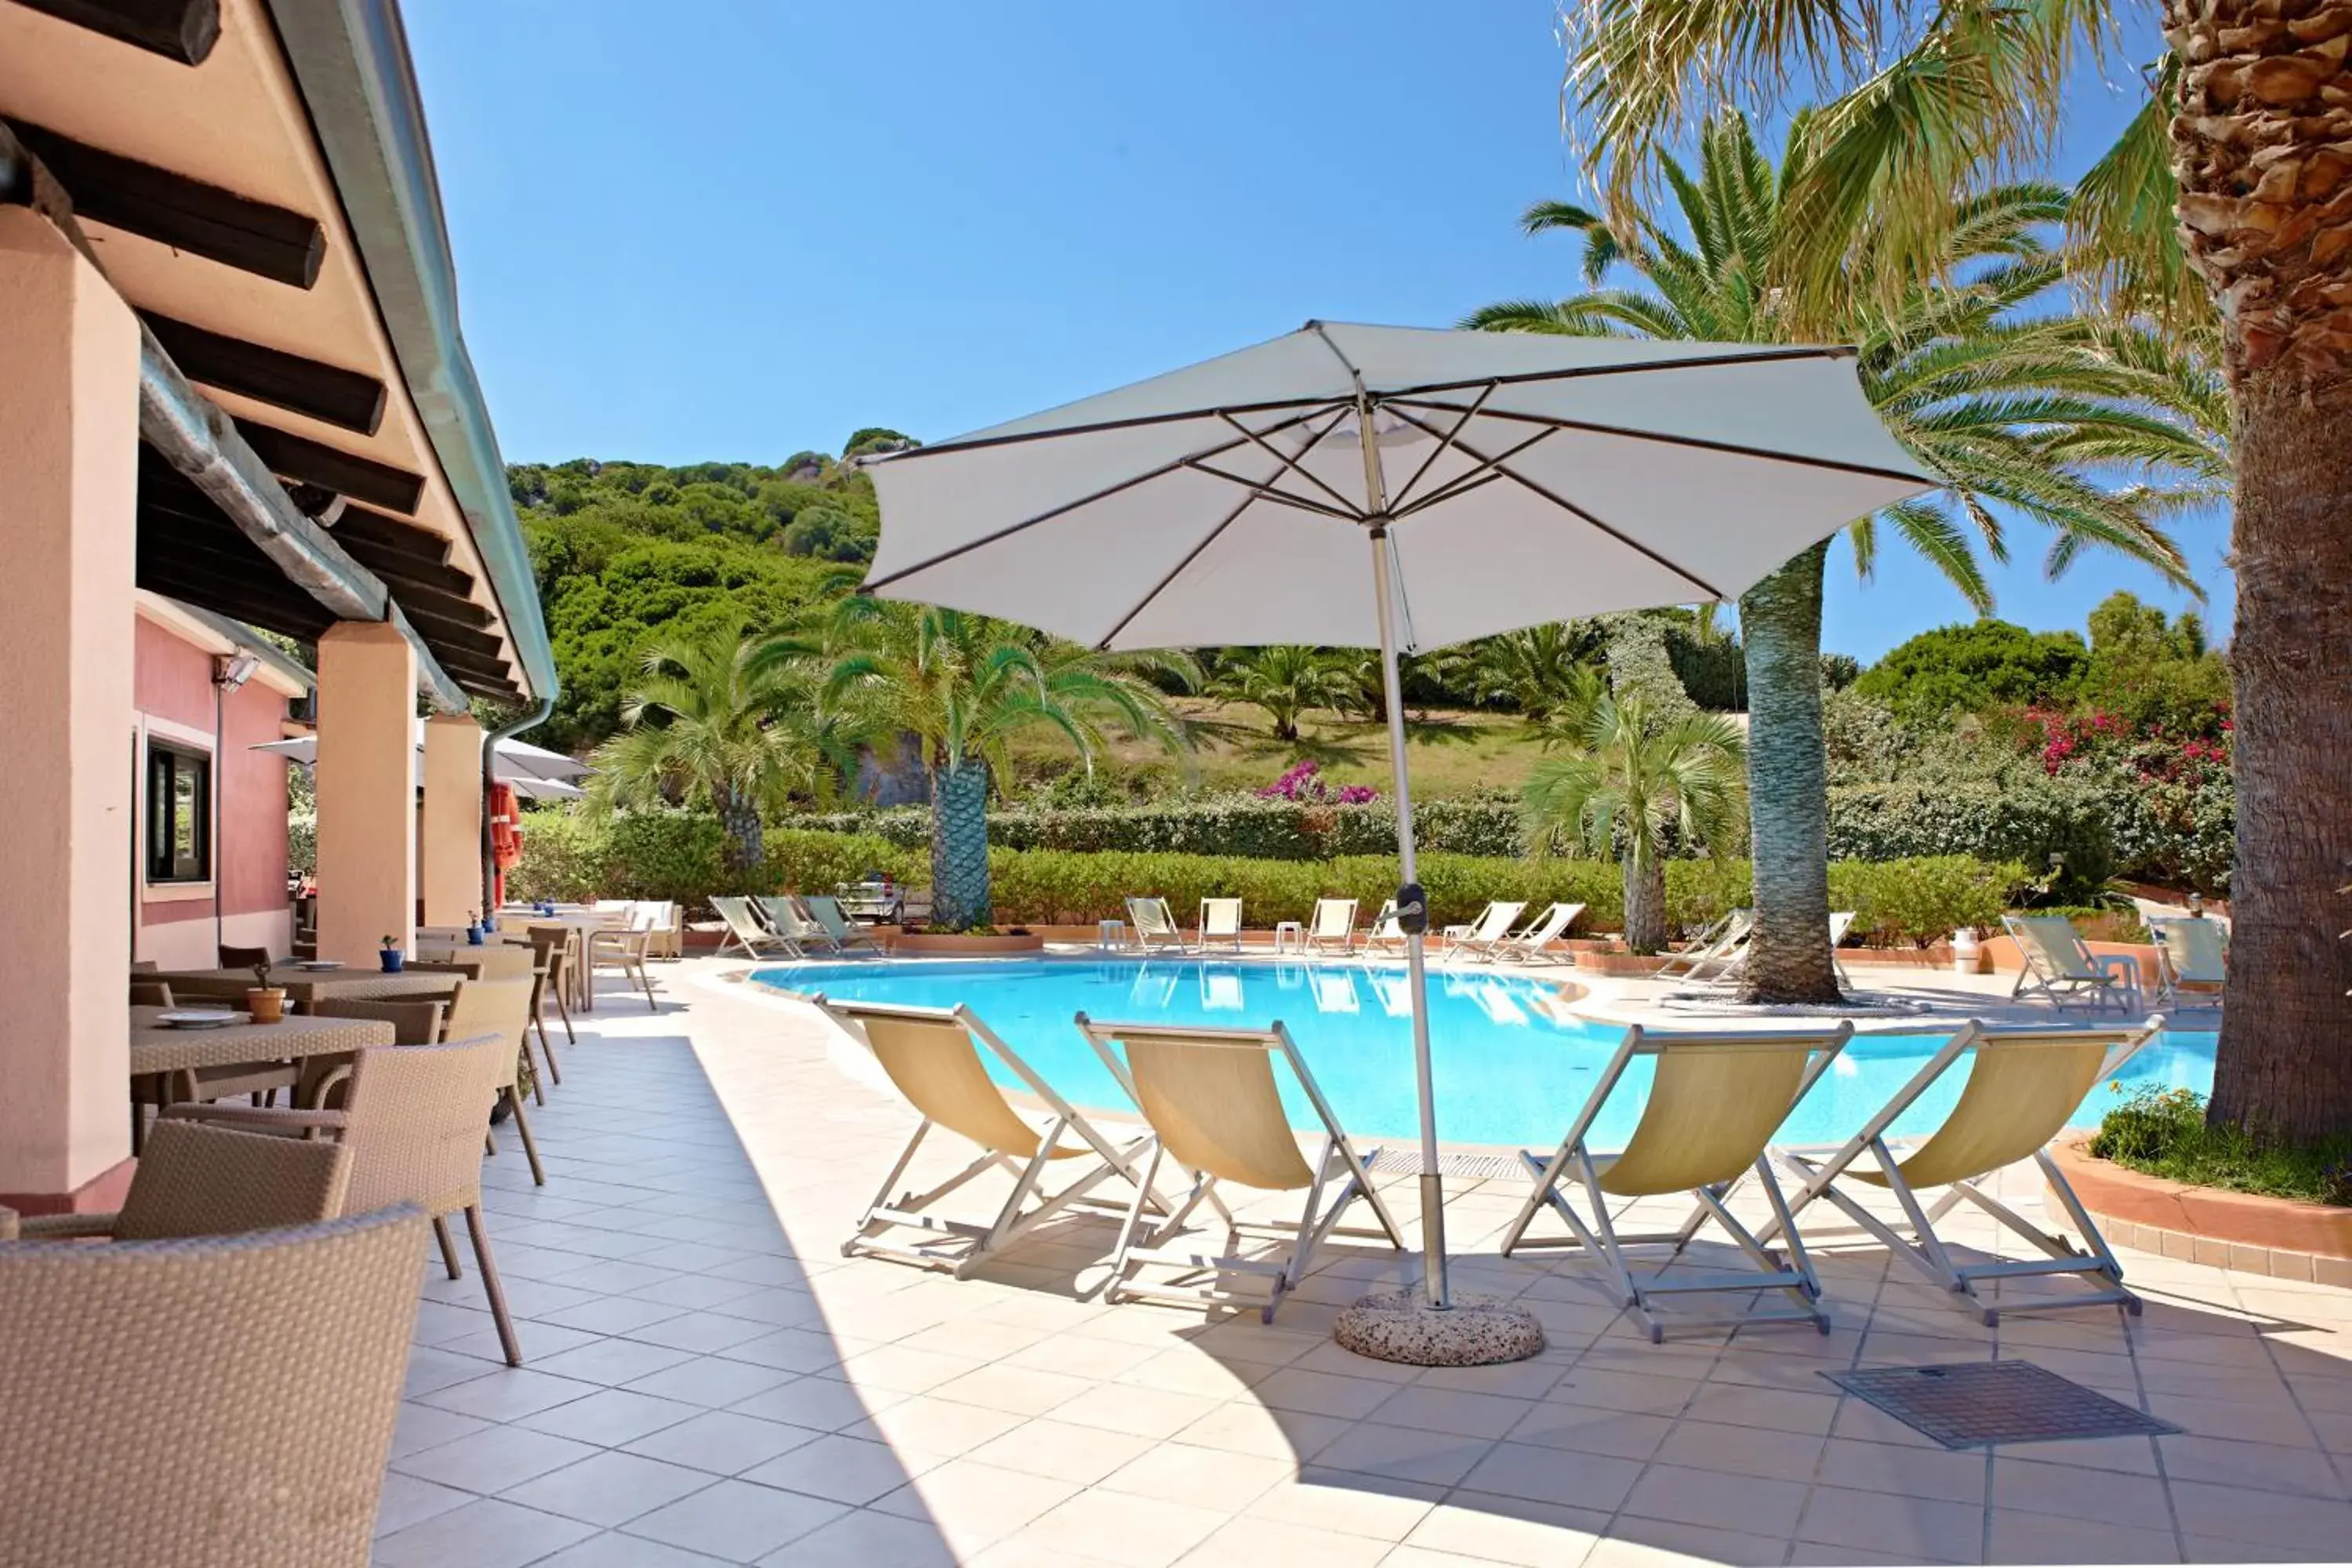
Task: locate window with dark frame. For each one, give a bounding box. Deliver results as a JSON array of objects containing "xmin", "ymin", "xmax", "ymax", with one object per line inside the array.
[{"xmin": 145, "ymin": 739, "xmax": 212, "ymax": 884}]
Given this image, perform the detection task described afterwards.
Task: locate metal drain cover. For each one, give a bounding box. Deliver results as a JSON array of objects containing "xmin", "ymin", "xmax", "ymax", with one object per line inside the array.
[{"xmin": 1823, "ymin": 1361, "xmax": 2180, "ymax": 1450}]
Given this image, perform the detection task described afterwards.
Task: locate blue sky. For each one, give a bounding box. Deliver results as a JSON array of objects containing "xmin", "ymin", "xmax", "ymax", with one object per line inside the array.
[{"xmin": 405, "ymin": 2, "xmax": 2221, "ymax": 662}]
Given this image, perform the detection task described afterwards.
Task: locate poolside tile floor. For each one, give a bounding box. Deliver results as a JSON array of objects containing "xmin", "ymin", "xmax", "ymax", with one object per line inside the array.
[{"xmin": 372, "ymin": 957, "xmax": 2351, "ymax": 1566}]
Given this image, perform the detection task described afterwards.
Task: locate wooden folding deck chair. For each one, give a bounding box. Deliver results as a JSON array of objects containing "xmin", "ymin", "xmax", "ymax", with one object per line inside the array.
[
  {"xmin": 1075, "ymin": 1014, "xmax": 1405, "ymax": 1323},
  {"xmin": 1363, "ymin": 899, "xmax": 1405, "ymax": 958},
  {"xmin": 1493, "ymin": 901, "xmax": 1585, "ymax": 964},
  {"xmin": 811, "ymin": 997, "xmax": 1161, "ymax": 1278},
  {"xmin": 1449, "ymin": 900, "xmax": 1527, "ymax": 963},
  {"xmin": 752, "ymin": 895, "xmax": 822, "ymax": 957},
  {"xmin": 1303, "ymin": 898, "xmax": 1359, "ymax": 956},
  {"xmin": 1501, "ymin": 1022, "xmax": 1854, "ymax": 1341},
  {"xmin": 1196, "ymin": 897, "xmax": 1245, "ymax": 953},
  {"xmin": 711, "ymin": 896, "xmax": 797, "ymax": 959},
  {"xmin": 1126, "ymin": 895, "xmax": 1186, "ymax": 953},
  {"xmin": 1762, "ymin": 1018, "xmax": 2164, "ymax": 1325},
  {"xmin": 1654, "ymin": 909, "xmax": 1752, "ymax": 982},
  {"xmin": 2004, "ymin": 913, "xmax": 2137, "ymax": 1011},
  {"xmin": 803, "ymin": 895, "xmax": 884, "ymax": 954},
  {"xmin": 2149, "ymin": 917, "xmax": 2227, "ymax": 1009}
]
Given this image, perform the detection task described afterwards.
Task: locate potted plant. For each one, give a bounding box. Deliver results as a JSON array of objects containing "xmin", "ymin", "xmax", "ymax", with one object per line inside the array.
[
  {"xmin": 379, "ymin": 935, "xmax": 405, "ymax": 974},
  {"xmin": 244, "ymin": 959, "xmax": 287, "ymax": 1024},
  {"xmin": 465, "ymin": 909, "xmax": 485, "ymax": 946}
]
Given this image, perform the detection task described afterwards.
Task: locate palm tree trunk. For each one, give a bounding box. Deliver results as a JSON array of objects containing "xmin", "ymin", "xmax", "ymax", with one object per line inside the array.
[
  {"xmin": 929, "ymin": 755, "xmax": 993, "ymax": 930},
  {"xmin": 1623, "ymin": 855, "xmax": 1668, "ymax": 955},
  {"xmin": 2206, "ymin": 373, "xmax": 2352, "ymax": 1141},
  {"xmin": 1738, "ymin": 543, "xmax": 1842, "ymax": 1004},
  {"xmin": 717, "ymin": 789, "xmax": 764, "ymax": 877}
]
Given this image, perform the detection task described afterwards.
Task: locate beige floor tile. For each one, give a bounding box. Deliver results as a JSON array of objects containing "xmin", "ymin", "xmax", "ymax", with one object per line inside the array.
[
  {"xmin": 1989, "ymin": 1453, "xmax": 2165, "ymax": 1525},
  {"xmin": 754, "ymin": 1506, "xmax": 960, "ymax": 1567},
  {"xmin": 393, "ymin": 1424, "xmax": 603, "ymax": 1494},
  {"xmin": 1795, "ymin": 1483, "xmax": 1984, "ymax": 1563},
  {"xmin": 1244, "ymin": 1470, "xmax": 1442, "ymax": 1540},
  {"xmin": 873, "ymin": 1456, "xmax": 1083, "ymax": 1545},
  {"xmin": 1680, "ymin": 1383, "xmax": 1845, "ymax": 1437},
  {"xmin": 1002, "ymin": 1333, "xmax": 1165, "ymax": 1380},
  {"xmin": 1017, "ymin": 1487, "xmax": 1229, "ymax": 1568},
  {"xmin": 1460, "ymin": 1443, "xmax": 1642, "ymax": 1512},
  {"xmin": 1118, "ymin": 1345, "xmax": 1278, "ymax": 1399},
  {"xmin": 1507, "ymin": 1400, "xmax": 1674, "ymax": 1461},
  {"xmin": 621, "ymin": 1478, "xmax": 850, "ymax": 1561},
  {"xmin": 1172, "ymin": 1399, "xmax": 1352, "ymax": 1462},
  {"xmin": 826, "ymin": 1343, "xmax": 989, "ymax": 1396},
  {"xmin": 2166, "ymin": 1479, "xmax": 2352, "ymax": 1552},
  {"xmin": 374, "ymin": 1497, "xmax": 601, "ymax": 1568},
  {"xmin": 1312, "ymin": 1419, "xmax": 1497, "ymax": 1488},
  {"xmin": 517, "ymin": 1387, "xmax": 703, "ymax": 1446},
  {"xmin": 2156, "ymin": 1432, "xmax": 2344, "ymax": 1498},
  {"xmin": 1623, "ymin": 1461, "xmax": 1809, "ymax": 1537},
  {"xmin": 1403, "ymin": 1497, "xmax": 1610, "ymax": 1566},
  {"xmin": 964, "ymin": 1417, "xmax": 1159, "ymax": 1485},
  {"xmin": 508, "ymin": 1450, "xmax": 720, "ymax": 1528},
  {"xmin": 1985, "ymin": 1508, "xmax": 2180, "ymax": 1565},
  {"xmin": 739, "ymin": 1433, "xmax": 931, "ymax": 1505},
  {"xmin": 1655, "ymin": 1418, "xmax": 1828, "ymax": 1484},
  {"xmin": 374, "ymin": 1471, "xmax": 475, "ymax": 1537},
  {"xmin": 1544, "ymin": 1368, "xmax": 1702, "ymax": 1417},
  {"xmin": 1098, "ymin": 1439, "xmax": 1293, "ymax": 1506},
  {"xmin": 1173, "ymin": 1515, "xmax": 1394, "ymax": 1568},
  {"xmin": 930, "ymin": 1363, "xmax": 1098, "ymax": 1417},
  {"xmin": 1253, "ymin": 1365, "xmax": 1408, "ymax": 1421},
  {"xmin": 1813, "ymin": 1435, "xmax": 1987, "ymax": 1504},
  {"xmin": 1047, "ymin": 1381, "xmax": 1226, "ymax": 1439},
  {"xmin": 622, "ymin": 1409, "xmax": 826, "ymax": 1475},
  {"xmin": 1370, "ymin": 1384, "xmax": 1541, "ymax": 1439},
  {"xmin": 840, "ymin": 1392, "xmax": 1029, "ymax": 1460},
  {"xmin": 1588, "ymin": 1517, "xmax": 1787, "ymax": 1568},
  {"xmin": 729, "ymin": 1375, "xmax": 901, "ymax": 1432}
]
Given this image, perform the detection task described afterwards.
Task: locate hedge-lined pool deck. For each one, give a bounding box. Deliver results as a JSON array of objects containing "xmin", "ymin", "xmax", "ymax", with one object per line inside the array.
[{"xmin": 371, "ymin": 958, "xmax": 2340, "ymax": 1568}]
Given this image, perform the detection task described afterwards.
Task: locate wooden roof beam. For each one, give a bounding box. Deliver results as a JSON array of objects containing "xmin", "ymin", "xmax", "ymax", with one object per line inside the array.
[
  {"xmin": 10, "ymin": 0, "xmax": 220, "ymax": 66},
  {"xmin": 143, "ymin": 311, "xmax": 386, "ymax": 435},
  {"xmin": 235, "ymin": 418, "xmax": 426, "ymax": 514}
]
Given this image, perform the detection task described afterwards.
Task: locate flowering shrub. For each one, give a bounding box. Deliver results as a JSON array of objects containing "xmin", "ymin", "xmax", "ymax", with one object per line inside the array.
[{"xmin": 1256, "ymin": 760, "xmax": 1376, "ymax": 805}]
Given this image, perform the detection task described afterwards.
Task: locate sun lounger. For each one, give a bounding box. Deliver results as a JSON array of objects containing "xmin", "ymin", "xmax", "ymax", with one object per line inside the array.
[
  {"xmin": 803, "ymin": 895, "xmax": 884, "ymax": 955},
  {"xmin": 2005, "ymin": 914, "xmax": 2137, "ymax": 1011},
  {"xmin": 1075, "ymin": 1014, "xmax": 1406, "ymax": 1323},
  {"xmin": 1363, "ymin": 900, "xmax": 1405, "ymax": 958},
  {"xmin": 1127, "ymin": 896, "xmax": 1185, "ymax": 954},
  {"xmin": 2149, "ymin": 916, "xmax": 2227, "ymax": 1008},
  {"xmin": 1494, "ymin": 901, "xmax": 1585, "ymax": 964},
  {"xmin": 1196, "ymin": 898, "xmax": 1244, "ymax": 953},
  {"xmin": 1502, "ymin": 1022, "xmax": 1855, "ymax": 1341},
  {"xmin": 711, "ymin": 896, "xmax": 798, "ymax": 960},
  {"xmin": 1303, "ymin": 898, "xmax": 1359, "ymax": 956},
  {"xmin": 1450, "ymin": 901, "xmax": 1527, "ymax": 963},
  {"xmin": 1700, "ymin": 909, "xmax": 1857, "ymax": 990},
  {"xmin": 811, "ymin": 996, "xmax": 1163, "ymax": 1278},
  {"xmin": 1655, "ymin": 908, "xmax": 1752, "ymax": 982},
  {"xmin": 1762, "ymin": 1018, "xmax": 2165, "ymax": 1324},
  {"xmin": 752, "ymin": 895, "xmax": 818, "ymax": 956}
]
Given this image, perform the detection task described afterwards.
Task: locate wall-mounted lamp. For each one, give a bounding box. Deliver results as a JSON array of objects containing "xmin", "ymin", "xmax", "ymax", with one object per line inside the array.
[{"xmin": 214, "ymin": 652, "xmax": 261, "ymax": 690}]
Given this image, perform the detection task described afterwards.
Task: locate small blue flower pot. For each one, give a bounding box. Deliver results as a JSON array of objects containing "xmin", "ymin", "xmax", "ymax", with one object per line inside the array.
[
  {"xmin": 379, "ymin": 949, "xmax": 405, "ymax": 973},
  {"xmin": 466, "ymin": 925, "xmax": 485, "ymax": 946},
  {"xmin": 481, "ymin": 915, "xmax": 498, "ymax": 933}
]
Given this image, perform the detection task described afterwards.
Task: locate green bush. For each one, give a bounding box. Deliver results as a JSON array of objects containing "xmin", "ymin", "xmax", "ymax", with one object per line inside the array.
[
  {"xmin": 2091, "ymin": 1087, "xmax": 2352, "ymax": 1206},
  {"xmin": 1828, "ymin": 857, "xmax": 2030, "ymax": 946},
  {"xmin": 287, "ymin": 811, "xmax": 317, "ymax": 880},
  {"xmin": 1828, "ymin": 779, "xmax": 2113, "ymax": 895}
]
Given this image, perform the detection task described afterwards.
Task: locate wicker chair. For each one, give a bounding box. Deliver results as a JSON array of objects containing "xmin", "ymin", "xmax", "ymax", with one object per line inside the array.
[
  {"xmin": 299, "ymin": 998, "xmax": 449, "ymax": 1108},
  {"xmin": 169, "ymin": 1033, "xmax": 525, "ymax": 1364},
  {"xmin": 216, "ymin": 943, "xmax": 272, "ymax": 970},
  {"xmin": 590, "ymin": 911, "xmax": 659, "ymax": 1012},
  {"xmin": 441, "ymin": 977, "xmax": 546, "ymax": 1185},
  {"xmin": 526, "ymin": 924, "xmax": 579, "ymax": 1050},
  {"xmin": 13, "ymin": 1120, "xmax": 352, "ymax": 1242},
  {"xmin": 0, "ymin": 1205, "xmax": 426, "ymax": 1566}
]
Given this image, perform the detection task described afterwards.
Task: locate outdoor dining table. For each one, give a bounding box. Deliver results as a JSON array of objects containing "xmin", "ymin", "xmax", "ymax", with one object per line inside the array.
[
  {"xmin": 129, "ymin": 1006, "xmax": 394, "ymax": 1079},
  {"xmin": 498, "ymin": 908, "xmax": 622, "ymax": 1011},
  {"xmin": 139, "ymin": 966, "xmax": 461, "ymax": 1012}
]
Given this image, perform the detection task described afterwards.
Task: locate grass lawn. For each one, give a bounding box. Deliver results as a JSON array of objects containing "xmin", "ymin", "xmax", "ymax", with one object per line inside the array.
[{"xmin": 1002, "ymin": 699, "xmax": 1573, "ymax": 798}]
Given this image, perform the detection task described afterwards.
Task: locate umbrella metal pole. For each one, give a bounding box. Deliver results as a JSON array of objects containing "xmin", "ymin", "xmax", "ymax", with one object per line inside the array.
[{"xmin": 1368, "ymin": 524, "xmax": 1450, "ymax": 1311}]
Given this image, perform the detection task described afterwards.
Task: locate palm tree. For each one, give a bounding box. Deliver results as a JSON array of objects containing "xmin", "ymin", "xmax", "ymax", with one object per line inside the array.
[
  {"xmin": 587, "ymin": 620, "xmax": 843, "ymax": 874},
  {"xmin": 819, "ymin": 599, "xmax": 1192, "ymax": 928},
  {"xmin": 1524, "ymin": 690, "xmax": 1747, "ymax": 953},
  {"xmin": 1554, "ymin": 0, "xmax": 2352, "ymax": 1149},
  {"xmin": 1210, "ymin": 644, "xmax": 1359, "ymax": 743},
  {"xmin": 1472, "ymin": 110, "xmax": 2227, "ymax": 1004},
  {"xmin": 1458, "ymin": 621, "xmax": 1609, "ymax": 726}
]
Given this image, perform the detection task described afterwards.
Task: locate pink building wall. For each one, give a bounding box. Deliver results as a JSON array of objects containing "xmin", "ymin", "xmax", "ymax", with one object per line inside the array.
[{"xmin": 132, "ymin": 616, "xmax": 294, "ymax": 967}]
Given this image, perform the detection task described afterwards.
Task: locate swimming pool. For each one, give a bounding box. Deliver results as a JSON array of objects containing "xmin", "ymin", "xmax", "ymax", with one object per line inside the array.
[{"xmin": 753, "ymin": 957, "xmax": 2216, "ymax": 1150}]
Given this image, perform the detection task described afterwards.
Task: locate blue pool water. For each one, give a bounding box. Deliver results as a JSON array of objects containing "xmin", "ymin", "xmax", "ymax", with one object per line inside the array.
[{"xmin": 753, "ymin": 958, "xmax": 2216, "ymax": 1150}]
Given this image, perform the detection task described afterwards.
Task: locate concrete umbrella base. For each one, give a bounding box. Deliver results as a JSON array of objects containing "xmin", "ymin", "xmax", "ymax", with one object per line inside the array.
[{"xmin": 1334, "ymin": 1289, "xmax": 1546, "ymax": 1367}]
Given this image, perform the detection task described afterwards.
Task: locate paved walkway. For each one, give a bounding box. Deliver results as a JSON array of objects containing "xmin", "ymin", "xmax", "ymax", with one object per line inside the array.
[{"xmin": 372, "ymin": 958, "xmax": 2348, "ymax": 1567}]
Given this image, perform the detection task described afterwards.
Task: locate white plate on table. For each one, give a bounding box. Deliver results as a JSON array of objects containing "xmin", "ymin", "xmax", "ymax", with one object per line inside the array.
[{"xmin": 155, "ymin": 1011, "xmax": 247, "ymax": 1029}]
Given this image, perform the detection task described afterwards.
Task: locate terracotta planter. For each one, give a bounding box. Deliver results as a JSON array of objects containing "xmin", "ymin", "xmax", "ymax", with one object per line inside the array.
[
  {"xmin": 1843, "ymin": 945, "xmax": 1958, "ymax": 969},
  {"xmin": 2047, "ymin": 1137, "xmax": 2352, "ymax": 1285},
  {"xmin": 1573, "ymin": 950, "xmax": 1675, "ymax": 975},
  {"xmin": 245, "ymin": 987, "xmax": 287, "ymax": 1025},
  {"xmin": 887, "ymin": 931, "xmax": 1047, "ymax": 956}
]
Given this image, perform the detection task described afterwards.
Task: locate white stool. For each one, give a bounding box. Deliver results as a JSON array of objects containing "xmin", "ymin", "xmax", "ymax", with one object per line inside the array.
[
  {"xmin": 1098, "ymin": 918, "xmax": 1127, "ymax": 951},
  {"xmin": 1273, "ymin": 920, "xmax": 1305, "ymax": 954}
]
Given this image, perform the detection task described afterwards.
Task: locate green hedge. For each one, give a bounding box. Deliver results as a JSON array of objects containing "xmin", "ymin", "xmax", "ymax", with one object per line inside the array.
[
  {"xmin": 1826, "ymin": 780, "xmax": 2112, "ymax": 895},
  {"xmin": 512, "ymin": 811, "xmax": 2025, "ymax": 945}
]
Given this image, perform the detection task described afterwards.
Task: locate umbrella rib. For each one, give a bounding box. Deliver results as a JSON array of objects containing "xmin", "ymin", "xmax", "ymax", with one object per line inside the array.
[
  {"xmin": 1385, "ymin": 398, "xmax": 1930, "ymax": 487},
  {"xmin": 1214, "ymin": 408, "xmax": 1365, "ymax": 518},
  {"xmin": 1380, "ymin": 343, "xmax": 1856, "ymax": 401},
  {"xmin": 855, "ymin": 395, "xmax": 1351, "ymax": 465},
  {"xmin": 860, "ymin": 402, "xmax": 1348, "ymax": 593},
  {"xmin": 1382, "ymin": 405, "xmax": 1728, "ymax": 602},
  {"xmin": 1181, "ymin": 459, "xmax": 1360, "ymax": 521},
  {"xmin": 1387, "ymin": 382, "xmax": 1496, "ymax": 512},
  {"xmin": 1391, "ymin": 421, "xmax": 1558, "ymax": 520},
  {"xmin": 1091, "ymin": 490, "xmax": 1262, "ymax": 652}
]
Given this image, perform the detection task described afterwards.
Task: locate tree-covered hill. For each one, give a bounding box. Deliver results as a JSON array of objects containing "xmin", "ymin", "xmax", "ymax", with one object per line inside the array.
[{"xmin": 510, "ymin": 432, "xmax": 914, "ymax": 749}]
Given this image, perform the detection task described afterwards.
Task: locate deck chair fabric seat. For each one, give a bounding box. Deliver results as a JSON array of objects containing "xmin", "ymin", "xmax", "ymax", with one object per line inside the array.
[
  {"xmin": 811, "ymin": 998, "xmax": 1160, "ymax": 1278},
  {"xmin": 1126, "ymin": 896, "xmax": 1185, "ymax": 953},
  {"xmin": 1503, "ymin": 1023, "xmax": 1854, "ymax": 1342},
  {"xmin": 711, "ymin": 896, "xmax": 796, "ymax": 960},
  {"xmin": 1196, "ymin": 898, "xmax": 1245, "ymax": 953},
  {"xmin": 1494, "ymin": 902, "xmax": 1585, "ymax": 964},
  {"xmin": 1363, "ymin": 900, "xmax": 1405, "ymax": 957},
  {"xmin": 1076, "ymin": 1014, "xmax": 1405, "ymax": 1323},
  {"xmin": 2004, "ymin": 914, "xmax": 2137, "ymax": 1011},
  {"xmin": 802, "ymin": 896, "xmax": 884, "ymax": 954},
  {"xmin": 2149, "ymin": 917, "xmax": 2227, "ymax": 1008},
  {"xmin": 1655, "ymin": 909, "xmax": 1752, "ymax": 982},
  {"xmin": 1304, "ymin": 898, "xmax": 1359, "ymax": 956},
  {"xmin": 1763, "ymin": 1018, "xmax": 2164, "ymax": 1324}
]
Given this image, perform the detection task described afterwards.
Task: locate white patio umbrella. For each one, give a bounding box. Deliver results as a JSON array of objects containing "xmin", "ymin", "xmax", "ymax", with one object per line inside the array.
[
  {"xmin": 860, "ymin": 321, "xmax": 1933, "ymax": 1316},
  {"xmin": 255, "ymin": 728, "xmax": 593, "ymax": 787}
]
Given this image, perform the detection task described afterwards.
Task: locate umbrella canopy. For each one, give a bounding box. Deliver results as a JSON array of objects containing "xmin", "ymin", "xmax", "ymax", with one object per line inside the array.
[
  {"xmin": 254, "ymin": 728, "xmax": 592, "ymax": 787},
  {"xmin": 862, "ymin": 322, "xmax": 1933, "ymax": 1312}
]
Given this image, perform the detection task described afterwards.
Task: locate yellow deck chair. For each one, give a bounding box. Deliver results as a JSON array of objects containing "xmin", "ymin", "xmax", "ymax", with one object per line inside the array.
[
  {"xmin": 2004, "ymin": 913, "xmax": 2137, "ymax": 1011},
  {"xmin": 2149, "ymin": 917, "xmax": 2227, "ymax": 1009},
  {"xmin": 1196, "ymin": 897, "xmax": 1245, "ymax": 953},
  {"xmin": 1304, "ymin": 898, "xmax": 1359, "ymax": 956},
  {"xmin": 1450, "ymin": 900, "xmax": 1526, "ymax": 962},
  {"xmin": 810, "ymin": 997, "xmax": 1163, "ymax": 1278},
  {"xmin": 1762, "ymin": 1018, "xmax": 2164, "ymax": 1324},
  {"xmin": 1074, "ymin": 1014, "xmax": 1406, "ymax": 1323},
  {"xmin": 1501, "ymin": 1023, "xmax": 1854, "ymax": 1342},
  {"xmin": 1126, "ymin": 895, "xmax": 1185, "ymax": 953}
]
